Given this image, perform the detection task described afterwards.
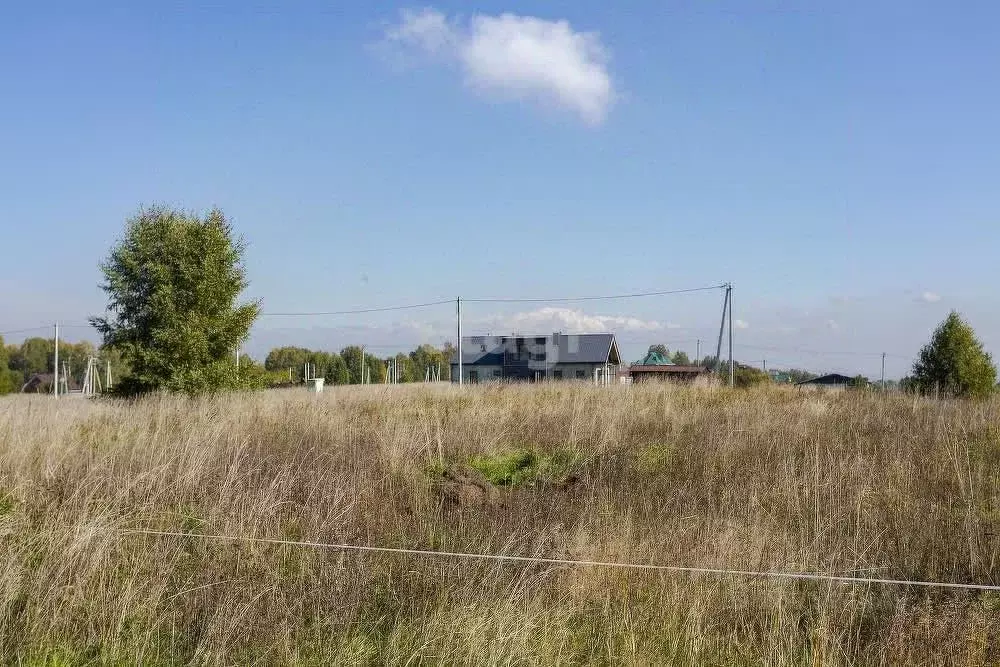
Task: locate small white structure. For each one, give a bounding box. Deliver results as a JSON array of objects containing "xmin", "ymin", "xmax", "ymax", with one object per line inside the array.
[{"xmin": 308, "ymin": 377, "xmax": 325, "ymax": 393}]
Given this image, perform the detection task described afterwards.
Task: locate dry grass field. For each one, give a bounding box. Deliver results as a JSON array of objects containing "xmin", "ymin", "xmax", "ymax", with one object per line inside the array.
[{"xmin": 1, "ymin": 383, "xmax": 999, "ymax": 665}]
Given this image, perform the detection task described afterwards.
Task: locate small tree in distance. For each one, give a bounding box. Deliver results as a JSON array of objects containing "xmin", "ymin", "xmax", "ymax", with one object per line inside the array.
[
  {"xmin": 647, "ymin": 344, "xmax": 669, "ymax": 358},
  {"xmin": 911, "ymin": 311, "xmax": 995, "ymax": 398},
  {"xmin": 91, "ymin": 206, "xmax": 260, "ymax": 395}
]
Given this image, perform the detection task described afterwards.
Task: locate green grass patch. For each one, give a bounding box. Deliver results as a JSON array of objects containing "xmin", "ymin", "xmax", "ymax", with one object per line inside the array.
[
  {"xmin": 632, "ymin": 442, "xmax": 678, "ymax": 474},
  {"xmin": 470, "ymin": 448, "xmax": 577, "ymax": 487},
  {"xmin": 0, "ymin": 491, "xmax": 16, "ymax": 517}
]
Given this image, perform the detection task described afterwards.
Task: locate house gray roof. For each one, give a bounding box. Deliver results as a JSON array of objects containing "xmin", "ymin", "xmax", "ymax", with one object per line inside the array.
[
  {"xmin": 451, "ymin": 333, "xmax": 620, "ymax": 366},
  {"xmin": 795, "ymin": 373, "xmax": 854, "ymax": 386}
]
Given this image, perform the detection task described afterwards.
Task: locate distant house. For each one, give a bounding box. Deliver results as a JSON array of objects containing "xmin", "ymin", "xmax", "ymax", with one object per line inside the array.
[
  {"xmin": 629, "ymin": 350, "xmax": 709, "ymax": 383},
  {"xmin": 795, "ymin": 373, "xmax": 855, "ymax": 389},
  {"xmin": 21, "ymin": 373, "xmax": 53, "ymax": 393},
  {"xmin": 20, "ymin": 372, "xmax": 79, "ymax": 394},
  {"xmin": 450, "ymin": 333, "xmax": 621, "ymax": 383}
]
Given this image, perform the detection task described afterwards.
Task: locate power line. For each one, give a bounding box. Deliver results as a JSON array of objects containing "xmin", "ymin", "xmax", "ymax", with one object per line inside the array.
[
  {"xmin": 8, "ymin": 287, "xmax": 725, "ymax": 327},
  {"xmin": 259, "ymin": 299, "xmax": 454, "ymax": 317},
  {"xmin": 125, "ymin": 529, "xmax": 1000, "ymax": 593},
  {"xmin": 0, "ymin": 326, "xmax": 52, "ymax": 336},
  {"xmin": 735, "ymin": 342, "xmax": 913, "ymax": 360},
  {"xmin": 464, "ymin": 284, "xmax": 726, "ymax": 304}
]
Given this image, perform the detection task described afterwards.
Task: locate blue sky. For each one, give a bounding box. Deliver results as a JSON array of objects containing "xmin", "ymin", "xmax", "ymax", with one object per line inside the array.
[{"xmin": 1, "ymin": 1, "xmax": 998, "ymax": 378}]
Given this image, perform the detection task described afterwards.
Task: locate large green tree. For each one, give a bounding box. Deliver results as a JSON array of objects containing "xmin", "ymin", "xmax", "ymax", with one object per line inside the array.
[
  {"xmin": 9, "ymin": 337, "xmax": 52, "ymax": 382},
  {"xmin": 409, "ymin": 343, "xmax": 448, "ymax": 381},
  {"xmin": 911, "ymin": 311, "xmax": 996, "ymax": 398},
  {"xmin": 0, "ymin": 337, "xmax": 22, "ymax": 394},
  {"xmin": 264, "ymin": 346, "xmax": 313, "ymax": 379},
  {"xmin": 90, "ymin": 207, "xmax": 259, "ymax": 395}
]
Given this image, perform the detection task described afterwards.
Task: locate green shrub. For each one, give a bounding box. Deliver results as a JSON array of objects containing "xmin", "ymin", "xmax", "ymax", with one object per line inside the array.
[{"xmin": 470, "ymin": 448, "xmax": 577, "ymax": 487}]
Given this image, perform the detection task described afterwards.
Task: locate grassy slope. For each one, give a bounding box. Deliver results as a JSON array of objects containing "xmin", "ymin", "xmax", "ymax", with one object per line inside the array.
[{"xmin": 1, "ymin": 384, "xmax": 999, "ymax": 665}]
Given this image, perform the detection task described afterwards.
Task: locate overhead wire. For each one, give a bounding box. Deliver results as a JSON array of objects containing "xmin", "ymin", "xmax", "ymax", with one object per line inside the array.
[
  {"xmin": 0, "ymin": 325, "xmax": 52, "ymax": 336},
  {"xmin": 1, "ymin": 284, "xmax": 925, "ymax": 367},
  {"xmin": 259, "ymin": 299, "xmax": 454, "ymax": 317},
  {"xmin": 464, "ymin": 284, "xmax": 727, "ymax": 304},
  {"xmin": 735, "ymin": 342, "xmax": 913, "ymax": 360}
]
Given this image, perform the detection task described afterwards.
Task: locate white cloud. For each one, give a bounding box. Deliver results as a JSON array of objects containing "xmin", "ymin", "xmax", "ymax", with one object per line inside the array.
[
  {"xmin": 734, "ymin": 319, "xmax": 749, "ymax": 330},
  {"xmin": 484, "ymin": 307, "xmax": 665, "ymax": 334},
  {"xmin": 384, "ymin": 7, "xmax": 458, "ymax": 55},
  {"xmin": 382, "ymin": 8, "xmax": 615, "ymax": 124},
  {"xmin": 919, "ymin": 291, "xmax": 942, "ymax": 303}
]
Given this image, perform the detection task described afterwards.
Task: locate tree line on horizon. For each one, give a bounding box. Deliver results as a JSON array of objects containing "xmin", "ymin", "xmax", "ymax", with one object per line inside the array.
[
  {"xmin": 0, "ymin": 336, "xmax": 130, "ymax": 395},
  {"xmin": 2, "ymin": 206, "xmax": 995, "ymax": 398},
  {"xmin": 258, "ymin": 343, "xmax": 454, "ymax": 386}
]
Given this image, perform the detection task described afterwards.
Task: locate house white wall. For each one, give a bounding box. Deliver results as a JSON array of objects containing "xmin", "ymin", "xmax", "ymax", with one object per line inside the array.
[{"xmin": 451, "ymin": 362, "xmax": 617, "ymax": 383}]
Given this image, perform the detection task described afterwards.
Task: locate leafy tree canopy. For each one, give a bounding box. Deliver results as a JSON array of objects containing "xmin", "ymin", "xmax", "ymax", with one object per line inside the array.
[
  {"xmin": 0, "ymin": 337, "xmax": 19, "ymax": 394},
  {"xmin": 912, "ymin": 311, "xmax": 996, "ymax": 398},
  {"xmin": 90, "ymin": 206, "xmax": 259, "ymax": 395},
  {"xmin": 647, "ymin": 344, "xmax": 668, "ymax": 357},
  {"xmin": 734, "ymin": 365, "xmax": 770, "ymax": 388}
]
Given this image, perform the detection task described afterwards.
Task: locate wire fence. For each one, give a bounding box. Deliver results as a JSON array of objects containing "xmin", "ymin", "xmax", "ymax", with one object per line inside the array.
[{"xmin": 124, "ymin": 528, "xmax": 1000, "ymax": 593}]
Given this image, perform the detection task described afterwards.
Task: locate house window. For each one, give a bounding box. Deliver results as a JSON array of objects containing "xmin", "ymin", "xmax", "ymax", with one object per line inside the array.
[
  {"xmin": 553, "ymin": 370, "xmax": 563, "ymax": 380},
  {"xmin": 576, "ymin": 370, "xmax": 586, "ymax": 379},
  {"xmin": 493, "ymin": 369, "xmax": 502, "ymax": 378},
  {"xmin": 469, "ymin": 370, "xmax": 479, "ymax": 383}
]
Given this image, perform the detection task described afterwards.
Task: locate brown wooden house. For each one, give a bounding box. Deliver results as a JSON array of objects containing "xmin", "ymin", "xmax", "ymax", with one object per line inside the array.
[{"xmin": 628, "ymin": 350, "xmax": 709, "ymax": 383}]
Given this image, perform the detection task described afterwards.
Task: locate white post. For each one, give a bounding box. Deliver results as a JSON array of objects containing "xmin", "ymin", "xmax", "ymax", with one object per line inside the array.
[
  {"xmin": 106, "ymin": 360, "xmax": 112, "ymax": 389},
  {"xmin": 457, "ymin": 297, "xmax": 463, "ymax": 386},
  {"xmin": 53, "ymin": 323, "xmax": 59, "ymax": 398}
]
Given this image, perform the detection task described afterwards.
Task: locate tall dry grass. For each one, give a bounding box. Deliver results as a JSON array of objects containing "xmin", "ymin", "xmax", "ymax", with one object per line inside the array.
[{"xmin": 0, "ymin": 383, "xmax": 998, "ymax": 665}]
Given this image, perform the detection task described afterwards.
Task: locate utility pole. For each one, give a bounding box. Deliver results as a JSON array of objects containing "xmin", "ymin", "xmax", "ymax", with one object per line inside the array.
[
  {"xmin": 714, "ymin": 289, "xmax": 728, "ymax": 373},
  {"xmin": 457, "ymin": 297, "xmax": 463, "ymax": 386},
  {"xmin": 53, "ymin": 323, "xmax": 59, "ymax": 398},
  {"xmin": 360, "ymin": 345, "xmax": 365, "ymax": 385},
  {"xmin": 881, "ymin": 352, "xmax": 886, "ymax": 390},
  {"xmin": 235, "ymin": 348, "xmax": 240, "ymax": 370},
  {"xmin": 696, "ymin": 339, "xmax": 701, "ymax": 364},
  {"xmin": 106, "ymin": 360, "xmax": 112, "ymax": 390},
  {"xmin": 763, "ymin": 359, "xmax": 766, "ymax": 373},
  {"xmin": 727, "ymin": 283, "xmax": 734, "ymax": 387}
]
